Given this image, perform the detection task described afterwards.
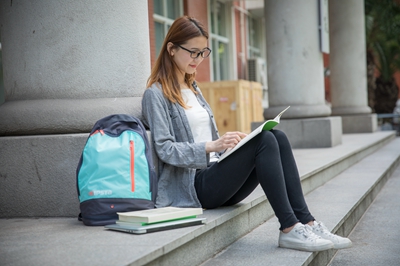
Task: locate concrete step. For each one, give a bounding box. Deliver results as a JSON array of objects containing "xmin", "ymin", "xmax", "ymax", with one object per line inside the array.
[
  {"xmin": 200, "ymin": 136, "xmax": 400, "ymax": 266},
  {"xmin": 0, "ymin": 132, "xmax": 397, "ymax": 266},
  {"xmin": 328, "ymin": 163, "xmax": 400, "ymax": 266}
]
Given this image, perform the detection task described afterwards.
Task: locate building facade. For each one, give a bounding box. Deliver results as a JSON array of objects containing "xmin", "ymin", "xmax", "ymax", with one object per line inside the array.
[{"xmin": 0, "ymin": 0, "xmax": 378, "ymax": 218}]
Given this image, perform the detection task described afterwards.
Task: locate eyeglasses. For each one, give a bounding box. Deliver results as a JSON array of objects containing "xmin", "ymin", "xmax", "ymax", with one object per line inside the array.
[{"xmin": 175, "ymin": 44, "xmax": 212, "ymax": 59}]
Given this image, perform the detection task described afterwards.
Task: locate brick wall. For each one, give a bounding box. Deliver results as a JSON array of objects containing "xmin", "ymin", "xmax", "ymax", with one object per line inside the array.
[
  {"xmin": 184, "ymin": 0, "xmax": 210, "ymax": 82},
  {"xmin": 147, "ymin": 0, "xmax": 156, "ymax": 69}
]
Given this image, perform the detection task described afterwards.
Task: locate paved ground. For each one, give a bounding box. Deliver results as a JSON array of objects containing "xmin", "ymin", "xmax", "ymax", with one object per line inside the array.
[{"xmin": 329, "ymin": 164, "xmax": 400, "ymax": 266}]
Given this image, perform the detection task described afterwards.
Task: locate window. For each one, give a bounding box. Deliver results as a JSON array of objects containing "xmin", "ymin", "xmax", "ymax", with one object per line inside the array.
[
  {"xmin": 247, "ymin": 14, "xmax": 268, "ymax": 107},
  {"xmin": 209, "ymin": 0, "xmax": 231, "ymax": 81},
  {"xmin": 248, "ymin": 17, "xmax": 263, "ymax": 59},
  {"xmin": 153, "ymin": 0, "xmax": 183, "ymax": 57}
]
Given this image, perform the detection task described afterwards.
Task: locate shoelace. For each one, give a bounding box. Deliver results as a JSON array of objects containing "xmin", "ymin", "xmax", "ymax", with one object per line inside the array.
[
  {"xmin": 312, "ymin": 222, "xmax": 336, "ymax": 238},
  {"xmin": 296, "ymin": 225, "xmax": 321, "ymax": 242}
]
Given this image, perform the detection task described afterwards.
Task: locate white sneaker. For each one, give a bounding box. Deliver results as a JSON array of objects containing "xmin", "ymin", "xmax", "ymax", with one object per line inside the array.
[
  {"xmin": 279, "ymin": 223, "xmax": 334, "ymax": 252},
  {"xmin": 308, "ymin": 221, "xmax": 352, "ymax": 249}
]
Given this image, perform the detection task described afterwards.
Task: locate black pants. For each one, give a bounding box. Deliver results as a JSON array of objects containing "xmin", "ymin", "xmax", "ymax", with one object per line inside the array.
[{"xmin": 194, "ymin": 129, "xmax": 314, "ymax": 230}]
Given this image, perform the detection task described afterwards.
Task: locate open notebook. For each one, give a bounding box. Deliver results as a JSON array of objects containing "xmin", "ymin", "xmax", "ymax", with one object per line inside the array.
[{"xmin": 218, "ymin": 106, "xmax": 290, "ymax": 162}]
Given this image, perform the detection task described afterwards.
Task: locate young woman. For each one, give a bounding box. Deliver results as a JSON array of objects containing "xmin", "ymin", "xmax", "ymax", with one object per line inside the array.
[{"xmin": 142, "ymin": 16, "xmax": 352, "ymax": 252}]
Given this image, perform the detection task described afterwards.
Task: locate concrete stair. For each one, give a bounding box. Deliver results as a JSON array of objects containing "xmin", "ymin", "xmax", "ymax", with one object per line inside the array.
[
  {"xmin": 1, "ymin": 131, "xmax": 399, "ymax": 266},
  {"xmin": 201, "ymin": 133, "xmax": 400, "ymax": 266},
  {"xmin": 329, "ymin": 163, "xmax": 400, "ymax": 265}
]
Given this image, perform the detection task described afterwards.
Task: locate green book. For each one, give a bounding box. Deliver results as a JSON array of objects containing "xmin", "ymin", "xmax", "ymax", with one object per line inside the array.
[{"xmin": 218, "ymin": 106, "xmax": 290, "ymax": 163}]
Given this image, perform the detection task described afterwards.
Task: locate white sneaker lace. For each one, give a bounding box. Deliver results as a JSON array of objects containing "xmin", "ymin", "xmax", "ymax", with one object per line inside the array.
[
  {"xmin": 313, "ymin": 222, "xmax": 337, "ymax": 238},
  {"xmin": 312, "ymin": 222, "xmax": 352, "ymax": 248},
  {"xmin": 295, "ymin": 224, "xmax": 321, "ymax": 242}
]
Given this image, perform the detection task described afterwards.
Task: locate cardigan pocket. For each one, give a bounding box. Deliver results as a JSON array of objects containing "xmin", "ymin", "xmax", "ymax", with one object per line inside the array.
[{"xmin": 170, "ymin": 109, "xmax": 187, "ymax": 141}]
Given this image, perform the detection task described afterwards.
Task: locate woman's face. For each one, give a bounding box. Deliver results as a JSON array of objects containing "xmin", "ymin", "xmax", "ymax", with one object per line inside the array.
[{"xmin": 169, "ymin": 36, "xmax": 209, "ymax": 78}]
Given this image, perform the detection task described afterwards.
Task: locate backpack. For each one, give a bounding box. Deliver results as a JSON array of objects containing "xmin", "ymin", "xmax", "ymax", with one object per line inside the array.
[{"xmin": 76, "ymin": 114, "xmax": 157, "ymax": 226}]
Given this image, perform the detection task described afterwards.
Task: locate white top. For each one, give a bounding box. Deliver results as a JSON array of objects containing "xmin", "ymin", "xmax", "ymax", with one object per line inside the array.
[{"xmin": 181, "ymin": 89, "xmax": 218, "ymax": 162}]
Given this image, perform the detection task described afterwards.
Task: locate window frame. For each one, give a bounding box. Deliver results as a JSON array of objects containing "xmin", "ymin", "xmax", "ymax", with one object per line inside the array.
[
  {"xmin": 153, "ymin": 0, "xmax": 183, "ymax": 57},
  {"xmin": 247, "ymin": 15, "xmax": 266, "ymax": 60},
  {"xmin": 208, "ymin": 0, "xmax": 233, "ymax": 81}
]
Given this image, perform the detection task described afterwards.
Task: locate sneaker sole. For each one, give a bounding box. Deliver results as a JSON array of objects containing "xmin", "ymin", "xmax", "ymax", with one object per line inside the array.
[
  {"xmin": 279, "ymin": 241, "xmax": 334, "ymax": 252},
  {"xmin": 333, "ymin": 241, "xmax": 352, "ymax": 249}
]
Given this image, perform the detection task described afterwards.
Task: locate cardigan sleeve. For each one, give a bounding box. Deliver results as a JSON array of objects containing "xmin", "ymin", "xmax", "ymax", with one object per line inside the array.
[{"xmin": 142, "ymin": 86, "xmax": 209, "ymax": 169}]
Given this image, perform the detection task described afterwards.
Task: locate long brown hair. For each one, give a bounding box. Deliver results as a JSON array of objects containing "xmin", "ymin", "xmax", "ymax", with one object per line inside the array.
[{"xmin": 147, "ymin": 16, "xmax": 209, "ymax": 108}]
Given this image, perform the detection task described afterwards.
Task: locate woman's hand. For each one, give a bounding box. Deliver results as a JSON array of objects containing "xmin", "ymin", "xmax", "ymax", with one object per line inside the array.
[{"xmin": 206, "ymin": 131, "xmax": 248, "ymax": 153}]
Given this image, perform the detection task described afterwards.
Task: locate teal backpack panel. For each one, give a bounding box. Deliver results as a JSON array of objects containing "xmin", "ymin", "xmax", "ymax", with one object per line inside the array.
[{"xmin": 78, "ymin": 131, "xmax": 152, "ymax": 202}]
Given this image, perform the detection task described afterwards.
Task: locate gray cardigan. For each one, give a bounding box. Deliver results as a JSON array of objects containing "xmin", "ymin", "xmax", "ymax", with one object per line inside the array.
[{"xmin": 141, "ymin": 82, "xmax": 220, "ymax": 208}]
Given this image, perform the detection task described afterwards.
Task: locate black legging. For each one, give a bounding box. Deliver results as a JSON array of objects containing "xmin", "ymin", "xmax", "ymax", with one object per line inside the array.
[{"xmin": 194, "ymin": 129, "xmax": 314, "ymax": 231}]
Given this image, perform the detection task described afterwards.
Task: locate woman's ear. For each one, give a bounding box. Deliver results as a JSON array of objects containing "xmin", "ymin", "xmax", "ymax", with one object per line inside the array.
[{"xmin": 167, "ymin": 42, "xmax": 174, "ymax": 56}]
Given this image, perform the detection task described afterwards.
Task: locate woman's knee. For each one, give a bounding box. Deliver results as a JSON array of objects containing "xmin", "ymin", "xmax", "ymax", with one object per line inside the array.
[
  {"xmin": 271, "ymin": 129, "xmax": 292, "ymax": 148},
  {"xmin": 259, "ymin": 129, "xmax": 292, "ymax": 150},
  {"xmin": 260, "ymin": 129, "xmax": 275, "ymax": 138},
  {"xmin": 271, "ymin": 129, "xmax": 286, "ymax": 139},
  {"xmin": 258, "ymin": 130, "xmax": 279, "ymax": 149},
  {"xmin": 259, "ymin": 130, "xmax": 277, "ymax": 142}
]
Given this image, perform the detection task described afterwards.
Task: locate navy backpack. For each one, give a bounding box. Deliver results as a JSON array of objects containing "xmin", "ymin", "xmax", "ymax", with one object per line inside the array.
[{"xmin": 76, "ymin": 114, "xmax": 157, "ymax": 226}]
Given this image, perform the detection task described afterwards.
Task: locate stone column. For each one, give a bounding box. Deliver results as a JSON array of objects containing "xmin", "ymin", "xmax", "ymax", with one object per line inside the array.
[
  {"xmin": 329, "ymin": 0, "xmax": 376, "ymax": 133},
  {"xmin": 0, "ymin": 0, "xmax": 150, "ymax": 135},
  {"xmin": 262, "ymin": 0, "xmax": 342, "ymax": 148},
  {"xmin": 0, "ymin": 0, "xmax": 151, "ymax": 218}
]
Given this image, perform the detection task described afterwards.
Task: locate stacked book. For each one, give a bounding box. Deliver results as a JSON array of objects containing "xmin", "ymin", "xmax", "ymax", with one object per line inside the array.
[{"xmin": 105, "ymin": 207, "xmax": 205, "ymax": 234}]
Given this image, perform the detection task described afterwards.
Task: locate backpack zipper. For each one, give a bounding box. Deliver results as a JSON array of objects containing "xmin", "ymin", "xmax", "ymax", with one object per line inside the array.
[
  {"xmin": 130, "ymin": 140, "xmax": 135, "ymax": 192},
  {"xmin": 90, "ymin": 129, "xmax": 105, "ymax": 136}
]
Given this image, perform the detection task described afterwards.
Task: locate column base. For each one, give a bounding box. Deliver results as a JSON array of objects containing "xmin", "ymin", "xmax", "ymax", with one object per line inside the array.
[
  {"xmin": 331, "ymin": 106, "xmax": 372, "ymax": 116},
  {"xmin": 252, "ymin": 116, "xmax": 343, "ymax": 148},
  {"xmin": 0, "ymin": 131, "xmax": 159, "ymax": 218},
  {"xmin": 0, "ymin": 134, "xmax": 87, "ymax": 217},
  {"xmin": 341, "ymin": 113, "xmax": 377, "ymax": 133}
]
